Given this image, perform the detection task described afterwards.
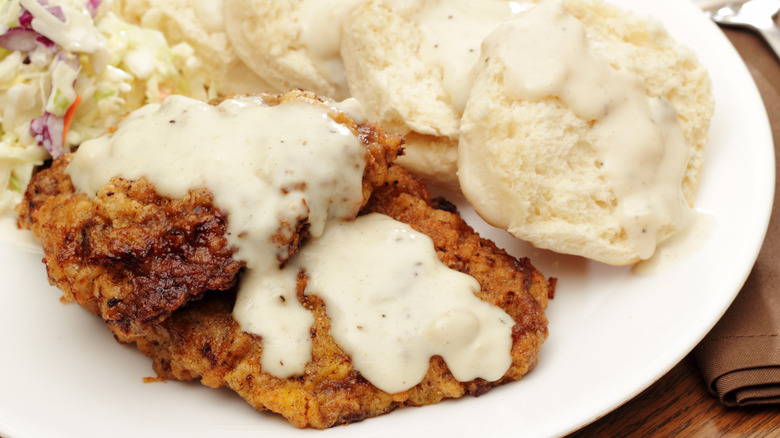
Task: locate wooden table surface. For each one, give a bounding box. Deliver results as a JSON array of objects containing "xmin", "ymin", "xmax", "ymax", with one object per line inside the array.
[
  {"xmin": 566, "ymin": 27, "xmax": 780, "ymax": 438},
  {"xmin": 566, "ymin": 354, "xmax": 780, "ymax": 437}
]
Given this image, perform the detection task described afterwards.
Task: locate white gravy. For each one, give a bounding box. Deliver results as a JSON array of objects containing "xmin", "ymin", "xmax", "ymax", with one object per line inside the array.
[
  {"xmin": 481, "ymin": 0, "xmax": 693, "ymax": 260},
  {"xmin": 284, "ymin": 213, "xmax": 513, "ymax": 393},
  {"xmin": 633, "ymin": 210, "xmax": 716, "ymax": 275},
  {"xmin": 402, "ymin": 0, "xmax": 522, "ymax": 113},
  {"xmin": 298, "ymin": 0, "xmax": 366, "ymax": 98}
]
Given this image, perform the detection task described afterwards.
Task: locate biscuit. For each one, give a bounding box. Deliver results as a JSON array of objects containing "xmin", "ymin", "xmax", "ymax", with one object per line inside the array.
[
  {"xmin": 223, "ymin": 0, "xmax": 352, "ymax": 100},
  {"xmin": 341, "ymin": 0, "xmax": 521, "ymax": 189},
  {"xmin": 340, "ymin": 0, "xmax": 464, "ymax": 188},
  {"xmin": 457, "ymin": 0, "xmax": 714, "ymax": 265}
]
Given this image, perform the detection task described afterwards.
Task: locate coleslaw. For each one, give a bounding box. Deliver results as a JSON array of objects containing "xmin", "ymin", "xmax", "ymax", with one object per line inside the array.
[{"xmin": 0, "ymin": 0, "xmax": 215, "ymax": 212}]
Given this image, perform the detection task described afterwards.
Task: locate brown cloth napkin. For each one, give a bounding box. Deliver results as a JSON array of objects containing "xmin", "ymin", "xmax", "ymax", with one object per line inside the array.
[{"xmin": 694, "ymin": 28, "xmax": 780, "ymax": 407}]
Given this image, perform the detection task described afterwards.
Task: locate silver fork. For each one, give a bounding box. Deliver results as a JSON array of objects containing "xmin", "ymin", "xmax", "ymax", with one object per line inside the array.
[{"xmin": 704, "ymin": 0, "xmax": 780, "ymax": 59}]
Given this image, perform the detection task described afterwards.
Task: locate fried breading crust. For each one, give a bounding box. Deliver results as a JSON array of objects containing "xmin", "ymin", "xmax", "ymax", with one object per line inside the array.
[
  {"xmin": 118, "ymin": 165, "xmax": 551, "ymax": 429},
  {"xmin": 17, "ymin": 155, "xmax": 242, "ymax": 329},
  {"xmin": 364, "ymin": 166, "xmax": 552, "ymax": 311},
  {"xmin": 16, "ymin": 91, "xmax": 405, "ymax": 334}
]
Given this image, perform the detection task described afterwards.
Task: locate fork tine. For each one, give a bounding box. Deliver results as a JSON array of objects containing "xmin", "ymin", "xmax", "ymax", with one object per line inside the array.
[{"xmin": 705, "ymin": 0, "xmax": 780, "ymax": 61}]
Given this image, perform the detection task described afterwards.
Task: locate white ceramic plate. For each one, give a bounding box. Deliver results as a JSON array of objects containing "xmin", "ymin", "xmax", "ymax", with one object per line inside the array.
[{"xmin": 0, "ymin": 0, "xmax": 774, "ymax": 437}]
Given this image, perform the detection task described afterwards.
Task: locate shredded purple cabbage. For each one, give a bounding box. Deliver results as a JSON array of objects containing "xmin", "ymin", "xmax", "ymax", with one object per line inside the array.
[
  {"xmin": 6, "ymin": 0, "xmax": 104, "ymax": 157},
  {"xmin": 30, "ymin": 112, "xmax": 65, "ymax": 158},
  {"xmin": 35, "ymin": 34, "xmax": 56, "ymax": 50},
  {"xmin": 21, "ymin": 2, "xmax": 66, "ymax": 25},
  {"xmin": 44, "ymin": 5, "xmax": 66, "ymax": 22},
  {"xmin": 0, "ymin": 1, "xmax": 62, "ymax": 52},
  {"xmin": 85, "ymin": 0, "xmax": 103, "ymax": 17},
  {"xmin": 18, "ymin": 8, "xmax": 34, "ymax": 28},
  {"xmin": 56, "ymin": 51, "xmax": 80, "ymax": 70},
  {"xmin": 0, "ymin": 27, "xmax": 38, "ymax": 52}
]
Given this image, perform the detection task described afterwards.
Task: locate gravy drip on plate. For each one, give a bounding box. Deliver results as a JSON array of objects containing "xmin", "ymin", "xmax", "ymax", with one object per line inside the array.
[
  {"xmin": 67, "ymin": 95, "xmax": 368, "ymax": 376},
  {"xmin": 66, "ymin": 94, "xmax": 512, "ymax": 391},
  {"xmin": 482, "ymin": 0, "xmax": 693, "ymax": 260}
]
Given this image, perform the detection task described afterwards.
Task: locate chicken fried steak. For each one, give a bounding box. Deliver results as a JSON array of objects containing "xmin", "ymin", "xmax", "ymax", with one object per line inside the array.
[
  {"xmin": 121, "ymin": 165, "xmax": 551, "ymax": 429},
  {"xmin": 16, "ymin": 90, "xmax": 552, "ymax": 429},
  {"xmin": 17, "ymin": 155, "xmax": 243, "ymax": 329},
  {"xmin": 16, "ymin": 90, "xmax": 404, "ymax": 335}
]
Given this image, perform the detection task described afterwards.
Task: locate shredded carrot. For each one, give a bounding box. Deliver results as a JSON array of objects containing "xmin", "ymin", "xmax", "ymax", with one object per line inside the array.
[
  {"xmin": 62, "ymin": 94, "xmax": 82, "ymax": 146},
  {"xmin": 158, "ymin": 87, "xmax": 172, "ymax": 101}
]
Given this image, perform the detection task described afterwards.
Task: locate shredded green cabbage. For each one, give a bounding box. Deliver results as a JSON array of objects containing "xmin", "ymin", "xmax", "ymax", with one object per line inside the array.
[{"xmin": 0, "ymin": 0, "xmax": 214, "ymax": 212}]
